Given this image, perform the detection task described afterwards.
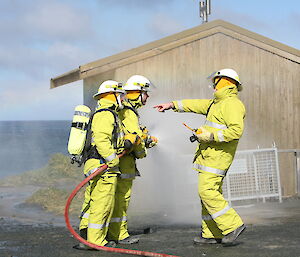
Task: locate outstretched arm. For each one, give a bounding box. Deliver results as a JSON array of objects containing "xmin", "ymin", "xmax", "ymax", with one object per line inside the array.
[
  {"xmin": 153, "ymin": 102, "xmax": 174, "ymax": 112},
  {"xmin": 154, "ymin": 99, "xmax": 213, "ymax": 115}
]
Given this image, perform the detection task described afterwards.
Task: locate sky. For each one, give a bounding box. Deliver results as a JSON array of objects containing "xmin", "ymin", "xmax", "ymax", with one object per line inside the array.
[{"xmin": 0, "ymin": 0, "xmax": 299, "ymax": 120}]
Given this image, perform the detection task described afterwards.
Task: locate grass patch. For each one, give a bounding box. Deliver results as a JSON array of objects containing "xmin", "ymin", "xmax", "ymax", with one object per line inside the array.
[
  {"xmin": 26, "ymin": 186, "xmax": 85, "ymax": 216},
  {"xmin": 1, "ymin": 153, "xmax": 86, "ymax": 216},
  {"xmin": 0, "ymin": 153, "xmax": 82, "ymax": 187}
]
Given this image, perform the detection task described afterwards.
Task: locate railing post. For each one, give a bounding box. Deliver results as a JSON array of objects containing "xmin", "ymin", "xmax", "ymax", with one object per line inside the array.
[
  {"xmin": 274, "ymin": 148, "xmax": 282, "ymax": 203},
  {"xmin": 295, "ymin": 152, "xmax": 300, "ymax": 196},
  {"xmin": 252, "ymin": 153, "xmax": 260, "ymax": 201}
]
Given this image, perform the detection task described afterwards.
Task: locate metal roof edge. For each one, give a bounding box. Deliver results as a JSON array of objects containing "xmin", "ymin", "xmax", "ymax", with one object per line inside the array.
[
  {"xmin": 50, "ymin": 68, "xmax": 80, "ymax": 89},
  {"xmin": 80, "ymin": 19, "xmax": 225, "ymax": 73},
  {"xmin": 219, "ymin": 20, "xmax": 300, "ymax": 59},
  {"xmin": 50, "ymin": 19, "xmax": 300, "ymax": 88}
]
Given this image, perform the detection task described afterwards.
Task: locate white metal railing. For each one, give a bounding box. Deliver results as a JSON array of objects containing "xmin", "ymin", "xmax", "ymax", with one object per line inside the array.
[
  {"xmin": 223, "ymin": 148, "xmax": 282, "ymax": 203},
  {"xmin": 278, "ymin": 149, "xmax": 300, "ymax": 196}
]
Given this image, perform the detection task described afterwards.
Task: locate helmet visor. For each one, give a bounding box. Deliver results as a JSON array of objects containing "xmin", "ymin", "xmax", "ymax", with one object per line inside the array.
[{"xmin": 207, "ymin": 71, "xmax": 218, "ymax": 88}]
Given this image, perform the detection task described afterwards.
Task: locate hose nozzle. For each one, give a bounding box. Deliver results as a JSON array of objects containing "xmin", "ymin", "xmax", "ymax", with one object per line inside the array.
[{"xmin": 182, "ymin": 123, "xmax": 202, "ymax": 143}]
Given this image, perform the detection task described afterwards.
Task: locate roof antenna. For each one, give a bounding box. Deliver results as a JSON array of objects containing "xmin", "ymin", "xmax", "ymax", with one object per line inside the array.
[{"xmin": 199, "ymin": 0, "xmax": 211, "ymax": 23}]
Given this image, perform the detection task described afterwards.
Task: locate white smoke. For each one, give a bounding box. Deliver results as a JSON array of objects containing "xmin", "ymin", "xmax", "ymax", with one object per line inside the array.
[{"xmin": 129, "ymin": 96, "xmax": 205, "ymax": 225}]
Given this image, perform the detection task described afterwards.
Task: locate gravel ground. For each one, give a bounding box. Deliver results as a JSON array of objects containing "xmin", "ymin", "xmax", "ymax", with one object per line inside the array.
[
  {"xmin": 1, "ymin": 218, "xmax": 300, "ymax": 257},
  {"xmin": 1, "ymin": 186, "xmax": 300, "ymax": 257}
]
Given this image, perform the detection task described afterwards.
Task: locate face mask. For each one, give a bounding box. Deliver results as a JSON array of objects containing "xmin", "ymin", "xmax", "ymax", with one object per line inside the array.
[
  {"xmin": 214, "ymin": 77, "xmax": 236, "ymax": 91},
  {"xmin": 126, "ymin": 91, "xmax": 141, "ymax": 100}
]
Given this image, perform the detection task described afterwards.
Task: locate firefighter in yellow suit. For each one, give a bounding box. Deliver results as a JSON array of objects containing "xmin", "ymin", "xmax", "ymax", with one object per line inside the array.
[
  {"xmin": 108, "ymin": 75, "xmax": 157, "ymax": 244},
  {"xmin": 74, "ymin": 80, "xmax": 125, "ymax": 249},
  {"xmin": 154, "ymin": 69, "xmax": 246, "ymax": 245}
]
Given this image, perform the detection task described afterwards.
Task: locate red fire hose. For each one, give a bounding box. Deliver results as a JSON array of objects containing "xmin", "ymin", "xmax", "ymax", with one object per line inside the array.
[{"xmin": 64, "ymin": 161, "xmax": 180, "ymax": 257}]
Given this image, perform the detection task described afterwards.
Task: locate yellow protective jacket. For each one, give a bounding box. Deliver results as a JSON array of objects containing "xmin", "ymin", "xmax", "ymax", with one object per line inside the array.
[
  {"xmin": 84, "ymin": 99, "xmax": 125, "ymax": 175},
  {"xmin": 172, "ymin": 85, "xmax": 246, "ymax": 176},
  {"xmin": 118, "ymin": 101, "xmax": 147, "ymax": 178}
]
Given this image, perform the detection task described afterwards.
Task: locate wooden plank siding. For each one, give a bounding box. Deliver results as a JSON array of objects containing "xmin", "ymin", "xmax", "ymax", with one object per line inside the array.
[{"xmin": 83, "ymin": 32, "xmax": 300, "ymax": 196}]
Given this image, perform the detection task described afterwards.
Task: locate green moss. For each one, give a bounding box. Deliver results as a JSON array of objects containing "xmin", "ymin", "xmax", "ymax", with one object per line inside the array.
[
  {"xmin": 0, "ymin": 153, "xmax": 86, "ymax": 216},
  {"xmin": 26, "ymin": 186, "xmax": 85, "ymax": 216},
  {"xmin": 0, "ymin": 153, "xmax": 83, "ymax": 186}
]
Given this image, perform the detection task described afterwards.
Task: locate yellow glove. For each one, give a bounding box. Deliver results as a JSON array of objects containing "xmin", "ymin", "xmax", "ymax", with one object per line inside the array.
[
  {"xmin": 140, "ymin": 125, "xmax": 157, "ymax": 148},
  {"xmin": 140, "ymin": 126, "xmax": 149, "ymax": 135},
  {"xmin": 145, "ymin": 135, "xmax": 158, "ymax": 148},
  {"xmin": 140, "ymin": 126, "xmax": 148, "ymax": 141},
  {"xmin": 196, "ymin": 127, "xmax": 214, "ymax": 142},
  {"xmin": 124, "ymin": 133, "xmax": 141, "ymax": 150}
]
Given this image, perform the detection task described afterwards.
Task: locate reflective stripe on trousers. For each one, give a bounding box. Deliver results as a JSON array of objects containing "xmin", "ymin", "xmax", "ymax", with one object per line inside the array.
[
  {"xmin": 110, "ymin": 216, "xmax": 127, "ymax": 223},
  {"xmin": 193, "ymin": 163, "xmax": 226, "ymax": 176},
  {"xmin": 120, "ymin": 173, "xmax": 136, "ymax": 179},
  {"xmin": 88, "ymin": 222, "xmax": 109, "ymax": 230},
  {"xmin": 202, "ymin": 205, "xmax": 231, "ymax": 220},
  {"xmin": 82, "ymin": 213, "xmax": 127, "ymax": 224}
]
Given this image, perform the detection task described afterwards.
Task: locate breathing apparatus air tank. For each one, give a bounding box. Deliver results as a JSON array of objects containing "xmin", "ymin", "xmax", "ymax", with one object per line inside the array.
[{"xmin": 67, "ymin": 105, "xmax": 92, "ymax": 165}]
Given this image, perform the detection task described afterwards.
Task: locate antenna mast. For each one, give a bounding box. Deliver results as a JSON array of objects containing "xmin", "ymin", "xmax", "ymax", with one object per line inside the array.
[{"xmin": 199, "ymin": 0, "xmax": 211, "ymax": 23}]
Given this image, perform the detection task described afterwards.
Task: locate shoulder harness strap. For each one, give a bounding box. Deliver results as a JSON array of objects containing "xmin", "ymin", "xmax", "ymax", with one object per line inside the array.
[
  {"xmin": 123, "ymin": 105, "xmax": 139, "ymax": 117},
  {"xmin": 82, "ymin": 108, "xmax": 119, "ymax": 165},
  {"xmin": 205, "ymin": 101, "xmax": 214, "ymax": 117},
  {"xmin": 93, "ymin": 108, "xmax": 119, "ymax": 147}
]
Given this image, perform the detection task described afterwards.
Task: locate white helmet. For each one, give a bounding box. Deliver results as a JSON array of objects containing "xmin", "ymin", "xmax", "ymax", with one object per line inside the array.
[
  {"xmin": 209, "ymin": 68, "xmax": 242, "ymax": 90},
  {"xmin": 93, "ymin": 80, "xmax": 124, "ymax": 99},
  {"xmin": 124, "ymin": 75, "xmax": 151, "ymax": 92}
]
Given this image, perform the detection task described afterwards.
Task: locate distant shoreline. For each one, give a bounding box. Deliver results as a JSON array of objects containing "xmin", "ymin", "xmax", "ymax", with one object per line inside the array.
[{"xmin": 0, "ymin": 120, "xmax": 71, "ymax": 178}]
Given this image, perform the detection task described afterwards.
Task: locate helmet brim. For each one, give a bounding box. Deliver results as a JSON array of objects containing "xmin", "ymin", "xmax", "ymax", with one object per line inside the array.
[{"xmin": 93, "ymin": 89, "xmax": 125, "ymax": 99}]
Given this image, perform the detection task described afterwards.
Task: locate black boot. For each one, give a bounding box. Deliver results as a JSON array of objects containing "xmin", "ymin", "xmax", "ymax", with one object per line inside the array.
[
  {"xmin": 118, "ymin": 235, "xmax": 139, "ymax": 245},
  {"xmin": 193, "ymin": 235, "xmax": 222, "ymax": 245},
  {"xmin": 79, "ymin": 228, "xmax": 87, "ymax": 239},
  {"xmin": 73, "ymin": 228, "xmax": 89, "ymax": 250},
  {"xmin": 222, "ymin": 224, "xmax": 246, "ymax": 245},
  {"xmin": 105, "ymin": 241, "xmax": 117, "ymax": 247},
  {"xmin": 73, "ymin": 240, "xmax": 116, "ymax": 250},
  {"xmin": 73, "ymin": 244, "xmax": 94, "ymax": 250}
]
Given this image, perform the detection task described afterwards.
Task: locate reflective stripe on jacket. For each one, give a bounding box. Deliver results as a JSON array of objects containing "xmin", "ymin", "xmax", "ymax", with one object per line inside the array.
[
  {"xmin": 118, "ymin": 102, "xmax": 147, "ymax": 178},
  {"xmin": 172, "ymin": 85, "xmax": 246, "ymax": 174}
]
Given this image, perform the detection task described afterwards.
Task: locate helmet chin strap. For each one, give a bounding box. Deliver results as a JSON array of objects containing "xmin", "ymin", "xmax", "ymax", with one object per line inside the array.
[
  {"xmin": 140, "ymin": 93, "xmax": 145, "ymax": 105},
  {"xmin": 127, "ymin": 92, "xmax": 143, "ymax": 109},
  {"xmin": 213, "ymin": 77, "xmax": 222, "ymax": 89},
  {"xmin": 114, "ymin": 93, "xmax": 124, "ymax": 110}
]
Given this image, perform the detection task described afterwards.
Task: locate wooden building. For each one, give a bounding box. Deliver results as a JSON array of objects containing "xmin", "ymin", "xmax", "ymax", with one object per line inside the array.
[{"xmin": 51, "ymin": 19, "xmax": 300, "ymax": 197}]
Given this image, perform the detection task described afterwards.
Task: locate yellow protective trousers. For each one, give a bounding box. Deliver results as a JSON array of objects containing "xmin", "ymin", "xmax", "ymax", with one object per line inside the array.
[
  {"xmin": 108, "ymin": 177, "xmax": 133, "ymax": 241},
  {"xmin": 198, "ymin": 171, "xmax": 243, "ymax": 239},
  {"xmin": 79, "ymin": 170, "xmax": 118, "ymax": 246}
]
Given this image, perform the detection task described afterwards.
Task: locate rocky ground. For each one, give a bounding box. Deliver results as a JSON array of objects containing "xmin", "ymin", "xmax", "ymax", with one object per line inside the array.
[{"xmin": 1, "ymin": 186, "xmax": 300, "ymax": 257}]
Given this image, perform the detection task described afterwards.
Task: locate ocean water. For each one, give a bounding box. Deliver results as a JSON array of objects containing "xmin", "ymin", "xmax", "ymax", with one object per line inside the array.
[{"xmin": 0, "ymin": 120, "xmax": 71, "ymax": 179}]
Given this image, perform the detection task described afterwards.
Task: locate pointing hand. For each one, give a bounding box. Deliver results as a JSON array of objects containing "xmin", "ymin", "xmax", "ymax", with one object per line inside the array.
[{"xmin": 153, "ymin": 102, "xmax": 174, "ymax": 112}]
